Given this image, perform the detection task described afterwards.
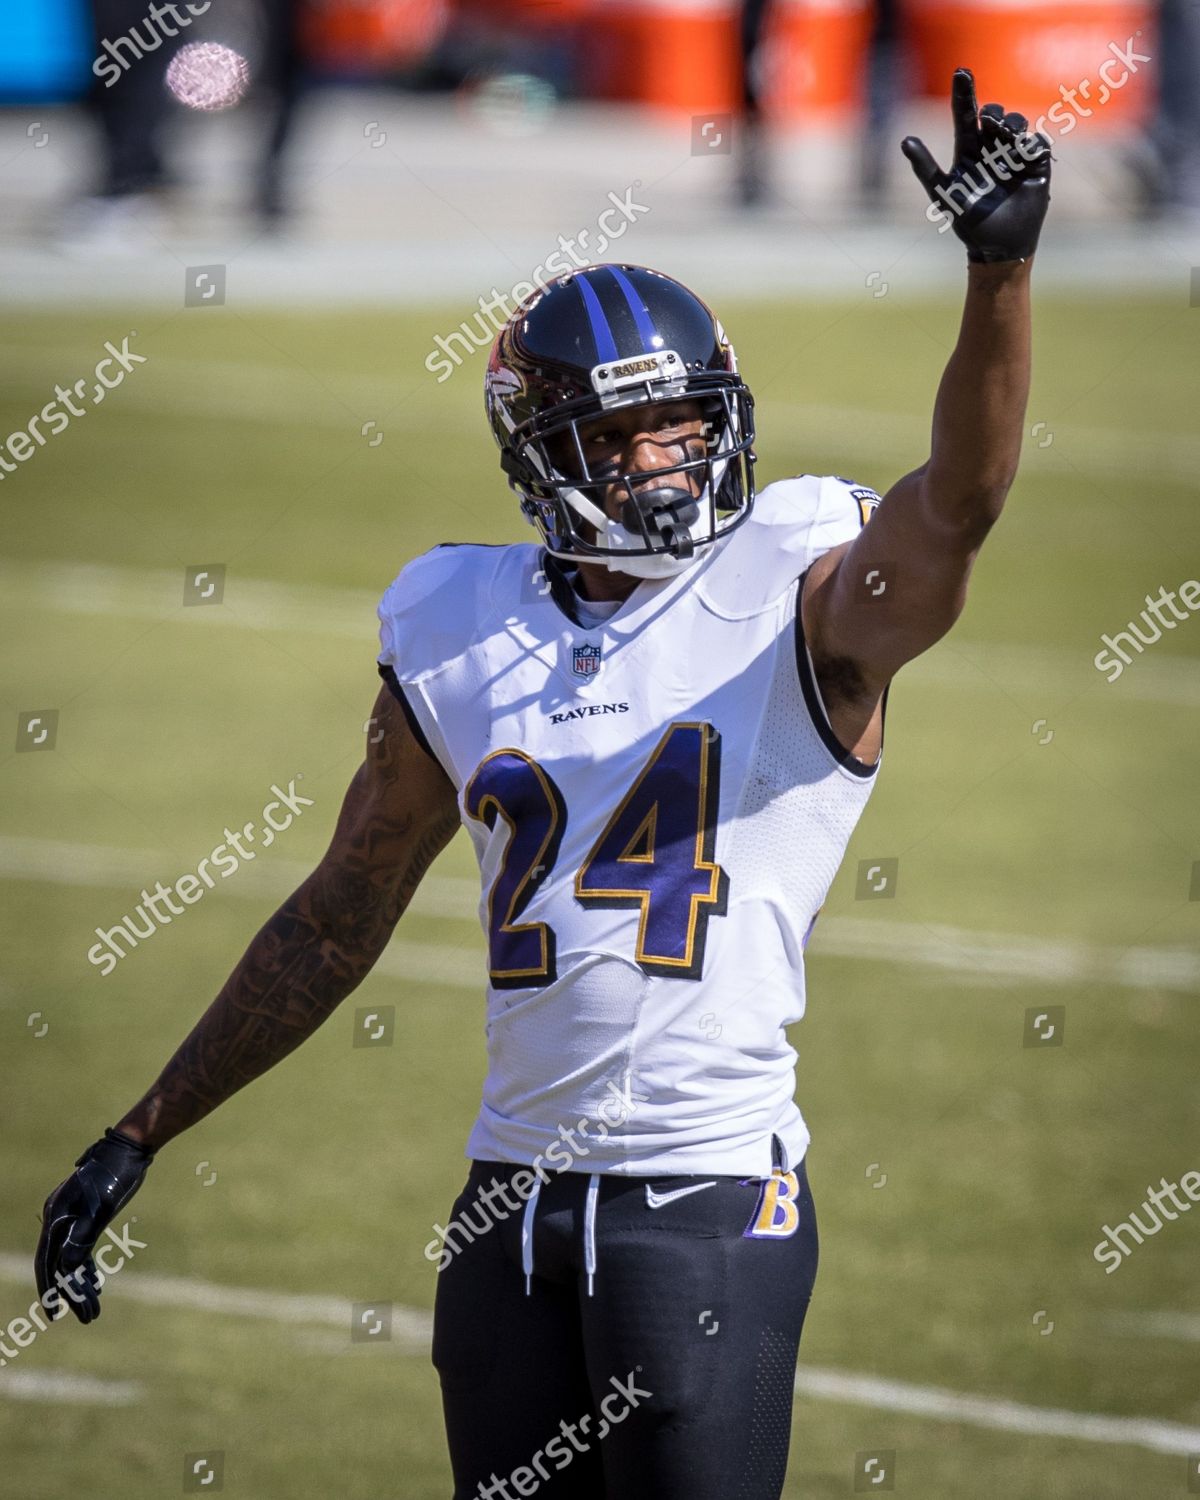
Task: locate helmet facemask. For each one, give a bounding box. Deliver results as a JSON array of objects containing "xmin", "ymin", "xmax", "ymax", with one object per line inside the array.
[{"xmin": 508, "ymin": 376, "xmax": 755, "ymax": 579}]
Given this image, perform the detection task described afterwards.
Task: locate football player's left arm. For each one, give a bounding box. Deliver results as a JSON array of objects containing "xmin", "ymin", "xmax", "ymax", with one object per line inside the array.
[{"xmin": 804, "ymin": 69, "xmax": 1051, "ymax": 693}]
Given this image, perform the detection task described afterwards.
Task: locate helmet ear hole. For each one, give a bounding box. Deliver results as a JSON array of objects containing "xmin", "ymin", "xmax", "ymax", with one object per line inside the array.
[{"xmin": 499, "ymin": 447, "xmax": 535, "ymax": 488}]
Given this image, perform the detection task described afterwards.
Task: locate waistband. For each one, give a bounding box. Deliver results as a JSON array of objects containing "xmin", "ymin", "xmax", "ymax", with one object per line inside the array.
[{"xmin": 471, "ymin": 1134, "xmax": 798, "ymax": 1299}]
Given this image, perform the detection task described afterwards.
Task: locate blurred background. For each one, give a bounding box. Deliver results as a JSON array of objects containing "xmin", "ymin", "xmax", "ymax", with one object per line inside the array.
[
  {"xmin": 1, "ymin": 2, "xmax": 1197, "ymax": 1497},
  {"xmin": 0, "ymin": 0, "xmax": 1197, "ymax": 288}
]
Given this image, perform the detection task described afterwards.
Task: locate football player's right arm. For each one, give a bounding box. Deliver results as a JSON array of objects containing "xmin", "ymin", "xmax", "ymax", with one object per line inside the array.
[{"xmin": 35, "ymin": 684, "xmax": 460, "ymax": 1320}]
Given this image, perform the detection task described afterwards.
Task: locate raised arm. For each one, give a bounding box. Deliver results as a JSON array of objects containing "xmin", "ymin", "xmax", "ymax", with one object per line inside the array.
[
  {"xmin": 802, "ymin": 70, "xmax": 1051, "ymax": 755},
  {"xmin": 36, "ymin": 684, "xmax": 460, "ymax": 1320}
]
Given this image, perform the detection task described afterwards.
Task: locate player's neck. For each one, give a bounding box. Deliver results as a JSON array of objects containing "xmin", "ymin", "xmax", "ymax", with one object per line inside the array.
[{"xmin": 573, "ymin": 560, "xmax": 641, "ymax": 604}]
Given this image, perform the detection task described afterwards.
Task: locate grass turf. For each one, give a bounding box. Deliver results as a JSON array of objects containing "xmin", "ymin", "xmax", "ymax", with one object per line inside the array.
[{"xmin": 1, "ymin": 293, "xmax": 1197, "ymax": 1498}]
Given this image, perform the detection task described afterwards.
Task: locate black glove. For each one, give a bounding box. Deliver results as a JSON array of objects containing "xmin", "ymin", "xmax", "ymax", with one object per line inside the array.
[
  {"xmin": 35, "ymin": 1127, "xmax": 155, "ymax": 1324},
  {"xmin": 903, "ymin": 68, "xmax": 1052, "ymax": 264}
]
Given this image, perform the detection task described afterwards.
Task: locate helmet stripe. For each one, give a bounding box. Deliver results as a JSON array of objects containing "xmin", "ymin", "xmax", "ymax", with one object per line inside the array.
[
  {"xmin": 606, "ymin": 266, "xmax": 659, "ymax": 354},
  {"xmin": 573, "ymin": 273, "xmax": 619, "ymax": 364}
]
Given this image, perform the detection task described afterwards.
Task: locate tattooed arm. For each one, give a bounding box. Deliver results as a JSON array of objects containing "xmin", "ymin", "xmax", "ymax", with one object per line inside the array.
[
  {"xmin": 35, "ymin": 685, "xmax": 459, "ymax": 1322},
  {"xmin": 114, "ymin": 684, "xmax": 461, "ymax": 1151}
]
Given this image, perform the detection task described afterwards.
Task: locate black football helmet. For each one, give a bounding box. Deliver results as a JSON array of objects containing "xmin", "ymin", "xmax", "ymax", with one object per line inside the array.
[{"xmin": 485, "ymin": 264, "xmax": 755, "ymax": 578}]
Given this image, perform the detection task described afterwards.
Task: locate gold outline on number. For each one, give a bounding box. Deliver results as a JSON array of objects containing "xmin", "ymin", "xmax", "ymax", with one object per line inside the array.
[
  {"xmin": 618, "ymin": 804, "xmax": 657, "ymax": 864},
  {"xmin": 464, "ymin": 748, "xmax": 564, "ymax": 985},
  {"xmin": 574, "ymin": 721, "xmax": 727, "ymax": 977}
]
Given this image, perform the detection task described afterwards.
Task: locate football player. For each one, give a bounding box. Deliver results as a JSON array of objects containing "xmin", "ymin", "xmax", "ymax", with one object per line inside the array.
[{"xmin": 37, "ymin": 72, "xmax": 1050, "ymax": 1500}]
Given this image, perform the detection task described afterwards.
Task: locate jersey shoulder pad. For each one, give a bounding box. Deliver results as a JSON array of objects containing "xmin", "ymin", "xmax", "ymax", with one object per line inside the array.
[
  {"xmin": 697, "ymin": 474, "xmax": 880, "ymax": 617},
  {"xmin": 377, "ymin": 543, "xmax": 505, "ymax": 683}
]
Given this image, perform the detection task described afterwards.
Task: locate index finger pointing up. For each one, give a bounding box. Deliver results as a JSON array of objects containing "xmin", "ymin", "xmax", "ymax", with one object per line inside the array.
[{"xmin": 951, "ymin": 68, "xmax": 982, "ymax": 161}]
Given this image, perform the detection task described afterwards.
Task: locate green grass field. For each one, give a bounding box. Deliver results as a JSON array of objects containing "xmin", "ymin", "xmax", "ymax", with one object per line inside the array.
[{"xmin": 2, "ymin": 291, "xmax": 1198, "ymax": 1498}]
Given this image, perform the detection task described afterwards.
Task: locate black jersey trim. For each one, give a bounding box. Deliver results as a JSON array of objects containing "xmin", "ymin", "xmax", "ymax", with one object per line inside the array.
[
  {"xmin": 793, "ymin": 569, "xmax": 885, "ymax": 780},
  {"xmin": 377, "ymin": 663, "xmax": 438, "ymax": 764}
]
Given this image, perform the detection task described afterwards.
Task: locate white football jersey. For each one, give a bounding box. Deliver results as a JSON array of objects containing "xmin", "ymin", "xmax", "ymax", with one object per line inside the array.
[{"xmin": 377, "ymin": 474, "xmax": 883, "ymax": 1175}]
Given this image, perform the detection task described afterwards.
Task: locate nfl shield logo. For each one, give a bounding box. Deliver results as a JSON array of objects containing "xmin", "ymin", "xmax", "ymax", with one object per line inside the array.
[{"xmin": 572, "ymin": 643, "xmax": 602, "ymax": 679}]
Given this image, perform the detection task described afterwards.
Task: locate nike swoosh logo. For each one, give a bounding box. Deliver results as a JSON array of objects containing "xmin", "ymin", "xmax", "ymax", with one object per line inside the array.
[{"xmin": 644, "ymin": 1181, "xmax": 718, "ymax": 1210}]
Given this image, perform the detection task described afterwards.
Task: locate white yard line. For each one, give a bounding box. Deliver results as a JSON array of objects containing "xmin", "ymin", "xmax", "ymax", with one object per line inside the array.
[
  {"xmin": 10, "ymin": 343, "xmax": 1200, "ymax": 483},
  {"xmin": 813, "ymin": 916, "xmax": 1200, "ymax": 994},
  {"xmin": 0, "ymin": 1255, "xmax": 430, "ymax": 1352},
  {"xmin": 791, "ymin": 1366, "xmax": 1200, "ymax": 1457},
  {"xmin": 0, "ymin": 1368, "xmax": 141, "ymax": 1405},
  {"xmin": 0, "ymin": 833, "xmax": 472, "ymax": 916},
  {"xmin": 2, "ymin": 835, "xmax": 1197, "ymax": 994},
  {"xmin": 373, "ymin": 940, "xmax": 487, "ymax": 990},
  {"xmin": 5, "ymin": 554, "xmax": 1199, "ymax": 709},
  {"xmin": 0, "ymin": 1255, "xmax": 1195, "ymax": 1452},
  {"xmin": 0, "ymin": 558, "xmax": 376, "ymax": 642},
  {"xmin": 1105, "ymin": 1311, "xmax": 1200, "ymax": 1344}
]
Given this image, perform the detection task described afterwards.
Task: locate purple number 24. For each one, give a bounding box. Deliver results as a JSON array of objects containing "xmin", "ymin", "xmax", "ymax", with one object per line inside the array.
[{"xmin": 464, "ymin": 722, "xmax": 728, "ymax": 988}]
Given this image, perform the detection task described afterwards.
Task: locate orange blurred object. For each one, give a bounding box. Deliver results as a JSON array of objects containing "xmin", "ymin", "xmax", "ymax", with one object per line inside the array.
[
  {"xmin": 902, "ymin": 0, "xmax": 1157, "ymax": 128},
  {"xmin": 584, "ymin": 0, "xmax": 871, "ymax": 118},
  {"xmin": 454, "ymin": 0, "xmax": 596, "ymax": 24},
  {"xmin": 764, "ymin": 0, "xmax": 874, "ymax": 116},
  {"xmin": 586, "ymin": 1, "xmax": 739, "ymax": 114},
  {"xmin": 302, "ymin": 0, "xmax": 449, "ymax": 70}
]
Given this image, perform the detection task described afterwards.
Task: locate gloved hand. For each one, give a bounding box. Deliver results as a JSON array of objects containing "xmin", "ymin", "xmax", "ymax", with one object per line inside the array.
[
  {"xmin": 903, "ymin": 68, "xmax": 1052, "ymax": 264},
  {"xmin": 35, "ymin": 1127, "xmax": 155, "ymax": 1323}
]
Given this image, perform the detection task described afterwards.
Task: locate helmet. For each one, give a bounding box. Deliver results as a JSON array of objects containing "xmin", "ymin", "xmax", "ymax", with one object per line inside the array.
[{"xmin": 485, "ymin": 264, "xmax": 756, "ymax": 579}]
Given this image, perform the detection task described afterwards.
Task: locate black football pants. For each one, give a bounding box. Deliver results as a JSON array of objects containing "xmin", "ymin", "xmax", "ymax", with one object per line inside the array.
[{"xmin": 433, "ymin": 1156, "xmax": 819, "ymax": 1499}]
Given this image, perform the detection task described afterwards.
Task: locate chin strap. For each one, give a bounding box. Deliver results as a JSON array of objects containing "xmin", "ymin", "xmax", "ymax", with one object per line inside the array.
[{"xmin": 618, "ymin": 486, "xmax": 700, "ymax": 560}]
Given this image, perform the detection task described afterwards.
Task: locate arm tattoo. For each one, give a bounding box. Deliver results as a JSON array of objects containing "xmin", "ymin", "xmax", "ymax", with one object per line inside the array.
[{"xmin": 120, "ymin": 705, "xmax": 461, "ymax": 1149}]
